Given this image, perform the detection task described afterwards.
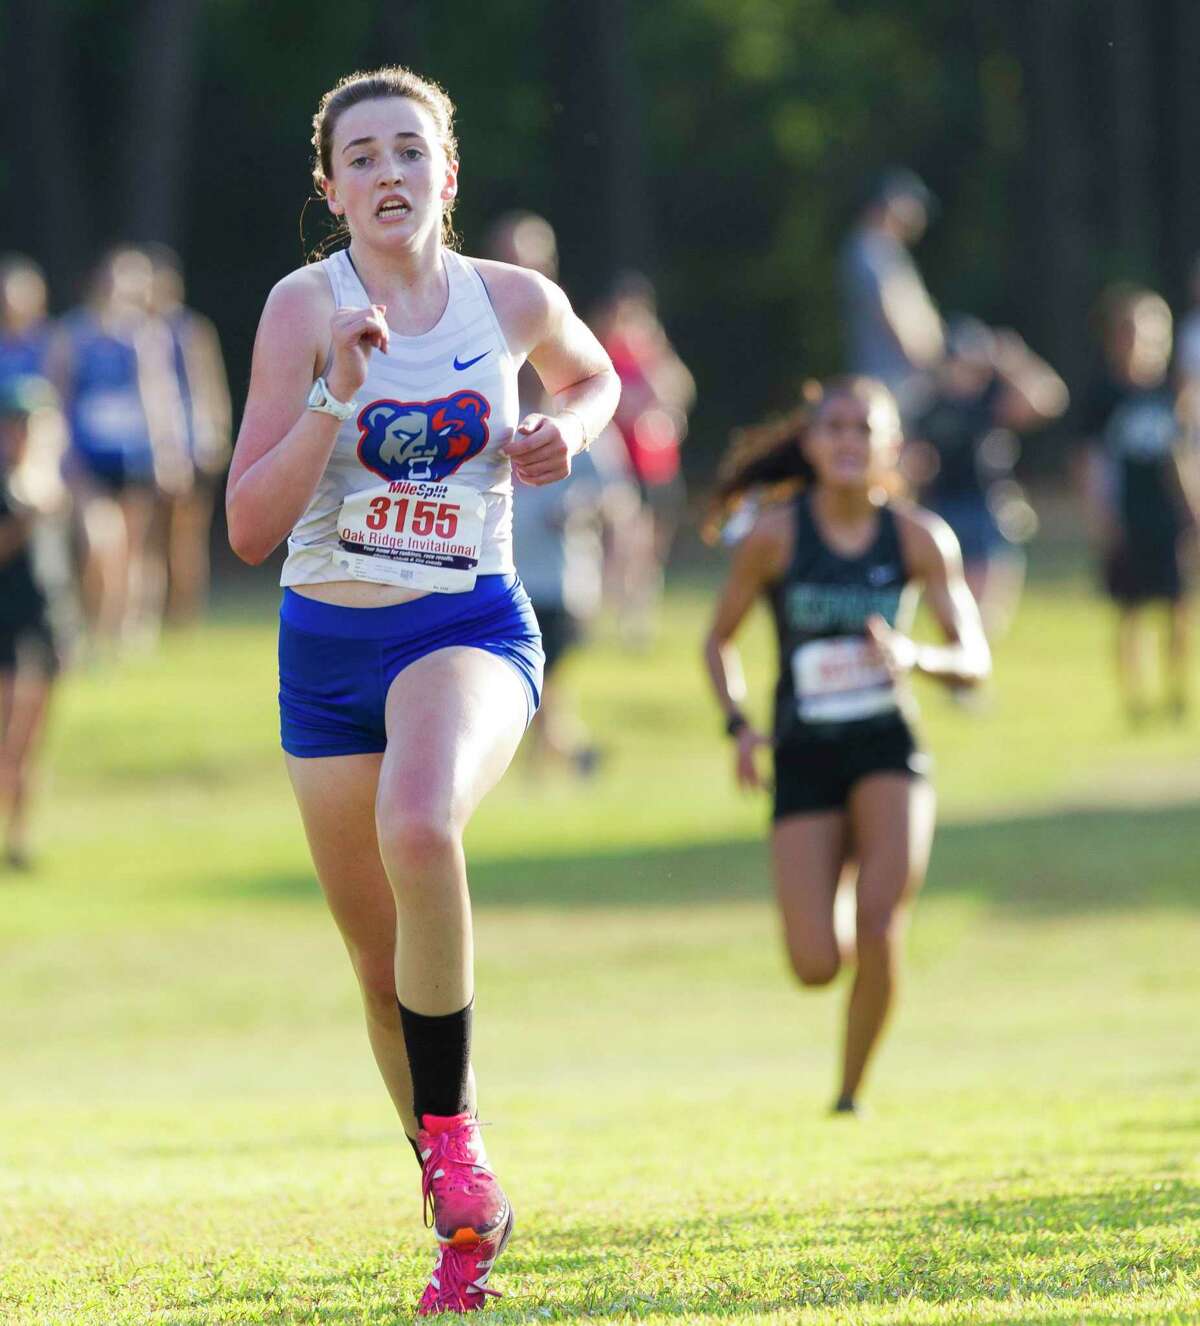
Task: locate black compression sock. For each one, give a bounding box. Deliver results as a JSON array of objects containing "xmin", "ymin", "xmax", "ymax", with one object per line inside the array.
[{"xmin": 398, "ymin": 999, "xmax": 473, "ymax": 1122}]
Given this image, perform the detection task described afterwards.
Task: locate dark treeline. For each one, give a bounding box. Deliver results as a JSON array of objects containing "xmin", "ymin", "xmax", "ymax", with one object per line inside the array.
[{"xmin": 3, "ymin": 0, "xmax": 1199, "ymax": 470}]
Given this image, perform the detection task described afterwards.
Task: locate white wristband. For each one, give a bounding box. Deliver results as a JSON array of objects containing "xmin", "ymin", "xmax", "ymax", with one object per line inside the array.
[{"xmin": 307, "ymin": 376, "xmax": 357, "ymax": 422}]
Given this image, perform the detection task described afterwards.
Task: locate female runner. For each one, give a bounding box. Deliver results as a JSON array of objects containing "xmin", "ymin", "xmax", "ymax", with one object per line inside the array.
[
  {"xmin": 227, "ymin": 68, "xmax": 618, "ymax": 1314},
  {"xmin": 703, "ymin": 377, "xmax": 990, "ymax": 1114}
]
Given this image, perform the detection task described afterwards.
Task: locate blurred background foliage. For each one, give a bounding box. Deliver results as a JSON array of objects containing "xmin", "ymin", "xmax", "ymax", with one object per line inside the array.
[{"xmin": 3, "ymin": 0, "xmax": 1199, "ymax": 467}]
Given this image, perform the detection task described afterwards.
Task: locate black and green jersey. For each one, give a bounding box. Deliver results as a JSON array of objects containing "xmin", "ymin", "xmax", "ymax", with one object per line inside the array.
[{"xmin": 767, "ymin": 492, "xmax": 910, "ymax": 739}]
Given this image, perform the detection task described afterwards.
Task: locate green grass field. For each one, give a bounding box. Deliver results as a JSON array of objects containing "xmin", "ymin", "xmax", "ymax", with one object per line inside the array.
[{"xmin": 2, "ymin": 548, "xmax": 1198, "ymax": 1325}]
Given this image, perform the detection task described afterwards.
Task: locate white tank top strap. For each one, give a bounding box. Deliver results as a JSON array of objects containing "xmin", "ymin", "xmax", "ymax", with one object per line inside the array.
[
  {"xmin": 322, "ymin": 248, "xmax": 365, "ymax": 308},
  {"xmin": 454, "ymin": 252, "xmax": 511, "ymax": 353}
]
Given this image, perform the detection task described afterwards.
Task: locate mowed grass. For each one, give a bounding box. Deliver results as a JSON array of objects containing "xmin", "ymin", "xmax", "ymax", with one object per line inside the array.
[{"xmin": 2, "ymin": 543, "xmax": 1198, "ymax": 1324}]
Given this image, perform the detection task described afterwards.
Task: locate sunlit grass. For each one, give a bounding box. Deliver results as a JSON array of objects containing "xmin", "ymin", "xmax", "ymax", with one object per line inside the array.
[{"xmin": 2, "ymin": 551, "xmax": 1198, "ymax": 1323}]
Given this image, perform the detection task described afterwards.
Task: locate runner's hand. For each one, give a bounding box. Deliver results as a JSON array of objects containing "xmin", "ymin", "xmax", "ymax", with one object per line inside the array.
[
  {"xmin": 327, "ymin": 305, "xmax": 389, "ymax": 399},
  {"xmin": 734, "ymin": 725, "xmax": 771, "ymax": 791},
  {"xmin": 502, "ymin": 413, "xmax": 584, "ymax": 486},
  {"xmin": 866, "ymin": 615, "xmax": 918, "ymax": 678}
]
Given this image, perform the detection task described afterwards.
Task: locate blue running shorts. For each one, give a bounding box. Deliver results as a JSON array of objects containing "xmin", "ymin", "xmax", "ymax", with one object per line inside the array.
[{"xmin": 279, "ymin": 574, "xmax": 544, "ymax": 759}]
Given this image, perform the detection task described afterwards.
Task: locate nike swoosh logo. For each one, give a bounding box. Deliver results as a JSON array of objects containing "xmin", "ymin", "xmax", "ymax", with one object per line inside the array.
[{"xmin": 453, "ymin": 350, "xmax": 490, "ymax": 371}]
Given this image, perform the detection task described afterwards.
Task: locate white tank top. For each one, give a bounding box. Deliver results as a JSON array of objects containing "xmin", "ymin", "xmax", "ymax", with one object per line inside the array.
[{"xmin": 280, "ymin": 248, "xmax": 519, "ymax": 587}]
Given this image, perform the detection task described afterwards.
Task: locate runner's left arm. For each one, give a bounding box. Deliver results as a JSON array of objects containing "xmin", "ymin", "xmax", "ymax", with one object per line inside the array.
[
  {"xmin": 867, "ymin": 511, "xmax": 991, "ymax": 687},
  {"xmin": 487, "ymin": 267, "xmax": 620, "ymax": 486}
]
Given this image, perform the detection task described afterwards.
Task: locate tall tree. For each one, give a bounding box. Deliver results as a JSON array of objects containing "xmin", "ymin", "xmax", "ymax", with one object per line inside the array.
[
  {"xmin": 4, "ymin": 0, "xmax": 90, "ymax": 297},
  {"xmin": 1170, "ymin": 0, "xmax": 1200, "ymax": 292},
  {"xmin": 548, "ymin": 0, "xmax": 652, "ymax": 310},
  {"xmin": 1110, "ymin": 0, "xmax": 1158, "ymax": 279},
  {"xmin": 366, "ymin": 2, "xmax": 430, "ymax": 71},
  {"xmin": 119, "ymin": 0, "xmax": 204, "ymax": 247},
  {"xmin": 1018, "ymin": 0, "xmax": 1093, "ymax": 390}
]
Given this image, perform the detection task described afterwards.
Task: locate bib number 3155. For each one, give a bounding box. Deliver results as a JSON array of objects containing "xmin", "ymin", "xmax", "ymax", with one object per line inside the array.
[{"xmin": 336, "ymin": 480, "xmax": 486, "ymax": 594}]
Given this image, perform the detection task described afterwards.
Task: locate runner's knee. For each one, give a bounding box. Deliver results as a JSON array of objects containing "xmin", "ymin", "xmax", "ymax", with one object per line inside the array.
[
  {"xmin": 788, "ymin": 943, "xmax": 840, "ymax": 987},
  {"xmin": 376, "ymin": 811, "xmax": 461, "ymax": 881}
]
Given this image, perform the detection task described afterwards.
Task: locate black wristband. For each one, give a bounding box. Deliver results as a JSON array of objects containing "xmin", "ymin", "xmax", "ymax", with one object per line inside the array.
[{"xmin": 724, "ymin": 711, "xmax": 749, "ymax": 738}]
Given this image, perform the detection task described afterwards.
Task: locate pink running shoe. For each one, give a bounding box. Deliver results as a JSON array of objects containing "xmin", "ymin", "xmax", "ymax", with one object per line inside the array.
[
  {"xmin": 416, "ymin": 1209, "xmax": 514, "ymax": 1315},
  {"xmin": 417, "ymin": 1113, "xmax": 510, "ymax": 1245}
]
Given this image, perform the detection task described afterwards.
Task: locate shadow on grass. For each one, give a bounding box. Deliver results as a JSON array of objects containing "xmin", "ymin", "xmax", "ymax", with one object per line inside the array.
[
  {"xmin": 145, "ymin": 1179, "xmax": 1199, "ymax": 1323},
  {"xmin": 219, "ymin": 800, "xmax": 1200, "ymax": 918}
]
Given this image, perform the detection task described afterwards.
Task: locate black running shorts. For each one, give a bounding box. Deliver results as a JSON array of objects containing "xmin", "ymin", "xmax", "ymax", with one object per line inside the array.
[
  {"xmin": 772, "ymin": 715, "xmax": 929, "ymax": 821},
  {"xmin": 0, "ymin": 615, "xmax": 60, "ymax": 677}
]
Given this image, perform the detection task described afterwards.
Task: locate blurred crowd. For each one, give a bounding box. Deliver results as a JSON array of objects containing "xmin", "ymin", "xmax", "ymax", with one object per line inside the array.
[
  {"xmin": 0, "ymin": 244, "xmax": 231, "ymax": 868},
  {"xmin": 837, "ymin": 168, "xmax": 1199, "ymax": 721},
  {"xmin": 5, "ymin": 176, "xmax": 1200, "ymax": 867},
  {"xmin": 487, "ymin": 212, "xmax": 696, "ymax": 777}
]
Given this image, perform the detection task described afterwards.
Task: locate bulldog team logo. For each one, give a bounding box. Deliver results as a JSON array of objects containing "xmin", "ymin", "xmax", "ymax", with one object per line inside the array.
[{"xmin": 356, "ymin": 391, "xmax": 491, "ymax": 483}]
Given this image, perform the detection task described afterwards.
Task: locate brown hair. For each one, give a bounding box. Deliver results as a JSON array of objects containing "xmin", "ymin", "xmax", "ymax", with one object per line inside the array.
[
  {"xmin": 705, "ymin": 376, "xmax": 900, "ymax": 541},
  {"xmin": 310, "ymin": 67, "xmax": 460, "ymax": 250}
]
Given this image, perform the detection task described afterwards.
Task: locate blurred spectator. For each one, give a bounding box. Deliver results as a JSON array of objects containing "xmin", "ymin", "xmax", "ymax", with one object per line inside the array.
[
  {"xmin": 593, "ymin": 273, "xmax": 695, "ymax": 647},
  {"xmin": 0, "ymin": 255, "xmax": 52, "ymax": 383},
  {"xmin": 511, "ymin": 450, "xmax": 612, "ymax": 777},
  {"xmin": 484, "ymin": 211, "xmax": 566, "ymax": 415},
  {"xmin": 1174, "ymin": 254, "xmax": 1200, "ymax": 388},
  {"xmin": 485, "ymin": 211, "xmax": 559, "ymax": 295},
  {"xmin": 487, "ymin": 212, "xmax": 634, "ymax": 773},
  {"xmin": 1080, "ymin": 285, "xmax": 1197, "ymax": 724},
  {"xmin": 145, "ymin": 244, "xmax": 232, "ymax": 625},
  {"xmin": 0, "ymin": 376, "xmax": 72, "ymax": 871},
  {"xmin": 1173, "ymin": 253, "xmax": 1200, "ymax": 441},
  {"xmin": 47, "ymin": 247, "xmax": 188, "ymax": 652},
  {"xmin": 839, "ymin": 167, "xmax": 944, "ymax": 420},
  {"xmin": 908, "ymin": 317, "xmax": 1068, "ymax": 637}
]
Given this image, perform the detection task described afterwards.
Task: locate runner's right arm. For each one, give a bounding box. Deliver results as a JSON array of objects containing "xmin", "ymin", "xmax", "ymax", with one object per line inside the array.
[
  {"xmin": 704, "ymin": 508, "xmax": 789, "ymax": 789},
  {"xmin": 227, "ymin": 270, "xmax": 387, "ymax": 565}
]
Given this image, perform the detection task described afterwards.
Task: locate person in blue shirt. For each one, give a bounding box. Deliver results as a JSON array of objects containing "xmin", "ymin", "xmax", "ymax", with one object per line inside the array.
[
  {"xmin": 47, "ymin": 248, "xmax": 188, "ymax": 650},
  {"xmin": 0, "ymin": 255, "xmax": 51, "ymax": 386}
]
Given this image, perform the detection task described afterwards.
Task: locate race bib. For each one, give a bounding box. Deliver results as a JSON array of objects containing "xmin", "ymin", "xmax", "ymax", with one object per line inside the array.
[
  {"xmin": 336, "ymin": 480, "xmax": 486, "ymax": 594},
  {"xmin": 792, "ymin": 636, "xmax": 897, "ymax": 724}
]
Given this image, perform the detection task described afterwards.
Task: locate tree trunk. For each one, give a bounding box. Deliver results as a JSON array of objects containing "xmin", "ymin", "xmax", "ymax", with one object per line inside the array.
[
  {"xmin": 549, "ymin": 0, "xmax": 652, "ymax": 311},
  {"xmin": 1019, "ymin": 0, "xmax": 1093, "ymax": 391},
  {"xmin": 5, "ymin": 0, "xmax": 90, "ymax": 299},
  {"xmin": 1170, "ymin": 0, "xmax": 1200, "ymax": 293},
  {"xmin": 366, "ymin": 2, "xmax": 430, "ymax": 70},
  {"xmin": 1110, "ymin": 0, "xmax": 1157, "ymax": 280},
  {"xmin": 119, "ymin": 0, "xmax": 203, "ymax": 247}
]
